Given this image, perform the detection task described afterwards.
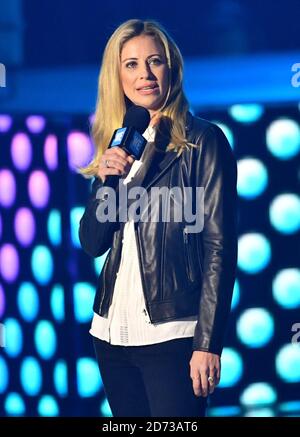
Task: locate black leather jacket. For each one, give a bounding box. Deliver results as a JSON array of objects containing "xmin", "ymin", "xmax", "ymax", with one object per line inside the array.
[{"xmin": 79, "ymin": 114, "xmax": 238, "ymax": 356}]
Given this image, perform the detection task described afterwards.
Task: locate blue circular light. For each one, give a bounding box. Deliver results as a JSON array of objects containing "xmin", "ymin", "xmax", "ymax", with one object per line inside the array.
[
  {"xmin": 4, "ymin": 318, "xmax": 23, "ymax": 357},
  {"xmin": 47, "ymin": 210, "xmax": 61, "ymax": 246},
  {"xmin": 238, "ymin": 233, "xmax": 271, "ymax": 274},
  {"xmin": 17, "ymin": 282, "xmax": 39, "ymax": 322},
  {"xmin": 231, "ymin": 280, "xmax": 240, "ymax": 310},
  {"xmin": 34, "ymin": 320, "xmax": 57, "ymax": 360},
  {"xmin": 94, "ymin": 251, "xmax": 109, "ymax": 276},
  {"xmin": 73, "ymin": 282, "xmax": 94, "ymax": 323},
  {"xmin": 54, "ymin": 360, "xmax": 68, "ymax": 397},
  {"xmin": 71, "ymin": 207, "xmax": 84, "ymax": 248},
  {"xmin": 269, "ymin": 194, "xmax": 300, "ymax": 234},
  {"xmin": 229, "ymin": 104, "xmax": 264, "ymax": 123},
  {"xmin": 237, "ymin": 158, "xmax": 268, "ymax": 199},
  {"xmin": 237, "ymin": 308, "xmax": 274, "ymax": 347},
  {"xmin": 0, "ymin": 355, "xmax": 9, "ymax": 393},
  {"xmin": 266, "ymin": 118, "xmax": 300, "ymax": 160},
  {"xmin": 240, "ymin": 383, "xmax": 277, "ymax": 407},
  {"xmin": 77, "ymin": 358, "xmax": 102, "ymax": 397},
  {"xmin": 31, "ymin": 245, "xmax": 53, "ymax": 285},
  {"xmin": 50, "ymin": 284, "xmax": 65, "ymax": 322},
  {"xmin": 276, "ymin": 344, "xmax": 300, "ymax": 383},
  {"xmin": 213, "ymin": 122, "xmax": 234, "ymax": 149},
  {"xmin": 4, "ymin": 392, "xmax": 25, "ymax": 416},
  {"xmin": 219, "ymin": 348, "xmax": 243, "ymax": 388},
  {"xmin": 100, "ymin": 399, "xmax": 113, "ymax": 417},
  {"xmin": 273, "ymin": 268, "xmax": 300, "ymax": 309},
  {"xmin": 37, "ymin": 395, "xmax": 59, "ymax": 416},
  {"xmin": 20, "ymin": 357, "xmax": 42, "ymax": 396}
]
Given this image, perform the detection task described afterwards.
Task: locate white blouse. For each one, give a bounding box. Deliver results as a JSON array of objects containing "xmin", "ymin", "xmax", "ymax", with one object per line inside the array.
[{"xmin": 89, "ymin": 125, "xmax": 197, "ymax": 346}]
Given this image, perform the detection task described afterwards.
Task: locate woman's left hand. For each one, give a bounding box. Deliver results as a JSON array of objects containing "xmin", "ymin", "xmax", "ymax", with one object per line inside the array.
[{"xmin": 189, "ymin": 351, "xmax": 221, "ymax": 397}]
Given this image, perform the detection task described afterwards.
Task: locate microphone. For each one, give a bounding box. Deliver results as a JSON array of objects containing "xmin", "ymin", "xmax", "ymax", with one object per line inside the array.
[{"xmin": 103, "ymin": 105, "xmax": 150, "ymax": 189}]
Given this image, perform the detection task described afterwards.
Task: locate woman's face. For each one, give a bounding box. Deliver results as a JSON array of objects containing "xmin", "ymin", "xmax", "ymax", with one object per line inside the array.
[{"xmin": 120, "ymin": 35, "xmax": 169, "ymax": 117}]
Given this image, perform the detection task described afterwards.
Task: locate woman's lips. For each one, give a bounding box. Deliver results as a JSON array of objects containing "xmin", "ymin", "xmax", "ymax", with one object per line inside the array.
[{"xmin": 137, "ymin": 85, "xmax": 159, "ymax": 95}]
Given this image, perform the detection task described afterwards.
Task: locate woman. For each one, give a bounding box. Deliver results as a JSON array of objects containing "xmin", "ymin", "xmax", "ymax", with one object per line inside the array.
[{"xmin": 79, "ymin": 19, "xmax": 237, "ymax": 417}]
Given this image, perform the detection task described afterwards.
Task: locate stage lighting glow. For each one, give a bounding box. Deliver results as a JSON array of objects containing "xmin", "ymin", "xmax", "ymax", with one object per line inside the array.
[
  {"xmin": 50, "ymin": 284, "xmax": 65, "ymax": 322},
  {"xmin": 276, "ymin": 344, "xmax": 300, "ymax": 383},
  {"xmin": 20, "ymin": 357, "xmax": 42, "ymax": 396},
  {"xmin": 244, "ymin": 408, "xmax": 275, "ymax": 417},
  {"xmin": 94, "ymin": 251, "xmax": 109, "ymax": 276},
  {"xmin": 0, "ymin": 356, "xmax": 9, "ymax": 393},
  {"xmin": 76, "ymin": 358, "xmax": 102, "ymax": 397},
  {"xmin": 208, "ymin": 406, "xmax": 241, "ymax": 417},
  {"xmin": 240, "ymin": 383, "xmax": 277, "ymax": 407},
  {"xmin": 47, "ymin": 210, "xmax": 62, "ymax": 246},
  {"xmin": 266, "ymin": 118, "xmax": 300, "ymax": 159},
  {"xmin": 28, "ymin": 170, "xmax": 50, "ymax": 208},
  {"xmin": 237, "ymin": 308, "xmax": 274, "ymax": 347},
  {"xmin": 34, "ymin": 320, "xmax": 57, "ymax": 360},
  {"xmin": 17, "ymin": 282, "xmax": 39, "ymax": 322},
  {"xmin": 31, "ymin": 245, "xmax": 53, "ymax": 285},
  {"xmin": 4, "ymin": 318, "xmax": 23, "ymax": 357},
  {"xmin": 212, "ymin": 122, "xmax": 234, "ymax": 148},
  {"xmin": 67, "ymin": 131, "xmax": 93, "ymax": 172},
  {"xmin": 70, "ymin": 207, "xmax": 84, "ymax": 248},
  {"xmin": 26, "ymin": 115, "xmax": 46, "ymax": 134},
  {"xmin": 54, "ymin": 360, "xmax": 68, "ymax": 397},
  {"xmin": 238, "ymin": 233, "xmax": 271, "ymax": 274},
  {"xmin": 218, "ymin": 348, "xmax": 243, "ymax": 388},
  {"xmin": 273, "ymin": 268, "xmax": 300, "ymax": 309},
  {"xmin": 44, "ymin": 135, "xmax": 58, "ymax": 171},
  {"xmin": 229, "ymin": 104, "xmax": 264, "ymax": 123},
  {"xmin": 0, "ymin": 169, "xmax": 16, "ymax": 207},
  {"xmin": 231, "ymin": 280, "xmax": 240, "ymax": 310},
  {"xmin": 269, "ymin": 193, "xmax": 300, "ymax": 234},
  {"xmin": 0, "ymin": 244, "xmax": 19, "ymax": 282},
  {"xmin": 14, "ymin": 208, "xmax": 36, "ymax": 247},
  {"xmin": 11, "ymin": 133, "xmax": 32, "ymax": 171},
  {"xmin": 4, "ymin": 393, "xmax": 25, "ymax": 416},
  {"xmin": 37, "ymin": 395, "xmax": 59, "ymax": 416},
  {"xmin": 0, "ymin": 283, "xmax": 5, "ymax": 318},
  {"xmin": 100, "ymin": 399, "xmax": 112, "ymax": 417},
  {"xmin": 0, "ymin": 115, "xmax": 12, "ymax": 132},
  {"xmin": 0, "ymin": 213, "xmax": 2, "ymax": 240},
  {"xmin": 279, "ymin": 401, "xmax": 300, "ymax": 413},
  {"xmin": 73, "ymin": 283, "xmax": 94, "ymax": 323},
  {"xmin": 237, "ymin": 158, "xmax": 268, "ymax": 199}
]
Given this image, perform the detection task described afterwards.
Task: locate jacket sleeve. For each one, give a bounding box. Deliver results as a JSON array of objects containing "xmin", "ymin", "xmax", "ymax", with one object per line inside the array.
[
  {"xmin": 192, "ymin": 125, "xmax": 238, "ymax": 356},
  {"xmin": 78, "ymin": 177, "xmax": 119, "ymax": 257}
]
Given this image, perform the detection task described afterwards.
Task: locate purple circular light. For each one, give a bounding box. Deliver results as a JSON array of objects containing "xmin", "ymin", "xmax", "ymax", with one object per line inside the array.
[
  {"xmin": 14, "ymin": 208, "xmax": 36, "ymax": 247},
  {"xmin": 0, "ymin": 213, "xmax": 2, "ymax": 240},
  {"xmin": 0, "ymin": 283, "xmax": 5, "ymax": 318},
  {"xmin": 11, "ymin": 133, "xmax": 32, "ymax": 171},
  {"xmin": 89, "ymin": 113, "xmax": 95, "ymax": 125},
  {"xmin": 0, "ymin": 169, "xmax": 16, "ymax": 208},
  {"xmin": 0, "ymin": 115, "xmax": 12, "ymax": 133},
  {"xmin": 26, "ymin": 115, "xmax": 46, "ymax": 134},
  {"xmin": 28, "ymin": 170, "xmax": 50, "ymax": 209},
  {"xmin": 67, "ymin": 131, "xmax": 94, "ymax": 172},
  {"xmin": 44, "ymin": 134, "xmax": 58, "ymax": 170},
  {"xmin": 0, "ymin": 244, "xmax": 19, "ymax": 283}
]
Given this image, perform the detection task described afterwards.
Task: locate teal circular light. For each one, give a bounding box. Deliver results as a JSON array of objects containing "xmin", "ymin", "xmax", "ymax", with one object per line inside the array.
[
  {"xmin": 237, "ymin": 158, "xmax": 268, "ymax": 199},
  {"xmin": 100, "ymin": 399, "xmax": 112, "ymax": 417},
  {"xmin": 273, "ymin": 268, "xmax": 300, "ymax": 309},
  {"xmin": 54, "ymin": 360, "xmax": 68, "ymax": 397},
  {"xmin": 94, "ymin": 251, "xmax": 109, "ymax": 276},
  {"xmin": 0, "ymin": 356, "xmax": 9, "ymax": 393},
  {"xmin": 77, "ymin": 358, "xmax": 102, "ymax": 397},
  {"xmin": 229, "ymin": 104, "xmax": 264, "ymax": 123},
  {"xmin": 37, "ymin": 395, "xmax": 59, "ymax": 416},
  {"xmin": 4, "ymin": 318, "xmax": 23, "ymax": 357},
  {"xmin": 50, "ymin": 284, "xmax": 65, "ymax": 322},
  {"xmin": 240, "ymin": 383, "xmax": 277, "ymax": 407},
  {"xmin": 244, "ymin": 408, "xmax": 275, "ymax": 417},
  {"xmin": 20, "ymin": 357, "xmax": 42, "ymax": 396},
  {"xmin": 17, "ymin": 282, "xmax": 39, "ymax": 322},
  {"xmin": 71, "ymin": 207, "xmax": 84, "ymax": 248},
  {"xmin": 34, "ymin": 320, "xmax": 57, "ymax": 360},
  {"xmin": 266, "ymin": 118, "xmax": 300, "ymax": 159},
  {"xmin": 4, "ymin": 393, "xmax": 25, "ymax": 416},
  {"xmin": 31, "ymin": 245, "xmax": 53, "ymax": 285},
  {"xmin": 231, "ymin": 280, "xmax": 240, "ymax": 310},
  {"xmin": 269, "ymin": 194, "xmax": 300, "ymax": 234},
  {"xmin": 238, "ymin": 233, "xmax": 271, "ymax": 274},
  {"xmin": 47, "ymin": 210, "xmax": 61, "ymax": 246},
  {"xmin": 219, "ymin": 348, "xmax": 243, "ymax": 388},
  {"xmin": 237, "ymin": 308, "xmax": 274, "ymax": 347},
  {"xmin": 276, "ymin": 344, "xmax": 300, "ymax": 383},
  {"xmin": 73, "ymin": 282, "xmax": 94, "ymax": 323}
]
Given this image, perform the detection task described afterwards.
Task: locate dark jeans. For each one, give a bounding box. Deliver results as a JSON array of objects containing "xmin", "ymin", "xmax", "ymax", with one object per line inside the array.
[{"xmin": 93, "ymin": 336, "xmax": 208, "ymax": 417}]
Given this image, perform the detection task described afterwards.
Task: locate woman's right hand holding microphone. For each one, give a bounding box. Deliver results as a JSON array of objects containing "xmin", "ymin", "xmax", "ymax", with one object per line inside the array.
[{"xmin": 97, "ymin": 147, "xmax": 135, "ymax": 183}]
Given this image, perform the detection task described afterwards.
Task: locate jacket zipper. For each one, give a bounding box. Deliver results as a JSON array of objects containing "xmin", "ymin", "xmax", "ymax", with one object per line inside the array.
[{"xmin": 183, "ymin": 227, "xmax": 195, "ymax": 282}]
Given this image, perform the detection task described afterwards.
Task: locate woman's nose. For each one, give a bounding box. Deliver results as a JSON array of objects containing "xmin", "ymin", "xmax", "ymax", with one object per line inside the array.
[{"xmin": 139, "ymin": 62, "xmax": 154, "ymax": 79}]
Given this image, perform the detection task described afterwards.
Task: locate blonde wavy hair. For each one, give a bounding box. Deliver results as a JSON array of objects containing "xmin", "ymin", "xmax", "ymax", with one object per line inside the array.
[{"xmin": 79, "ymin": 19, "xmax": 193, "ymax": 177}]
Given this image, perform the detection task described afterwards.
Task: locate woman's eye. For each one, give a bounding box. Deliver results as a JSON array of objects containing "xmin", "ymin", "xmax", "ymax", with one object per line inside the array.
[
  {"xmin": 126, "ymin": 61, "xmax": 137, "ymax": 68},
  {"xmin": 149, "ymin": 58, "xmax": 162, "ymax": 65}
]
